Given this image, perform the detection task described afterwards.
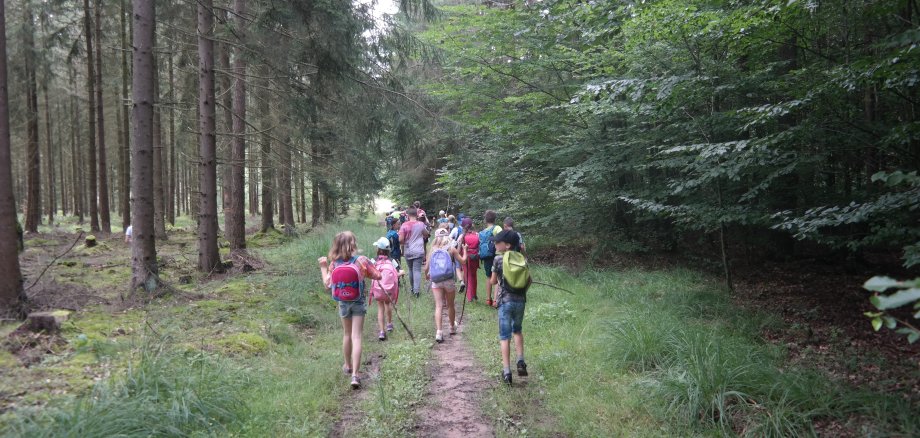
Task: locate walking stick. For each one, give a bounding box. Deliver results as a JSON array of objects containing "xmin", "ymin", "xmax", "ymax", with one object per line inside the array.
[
  {"xmin": 379, "ymin": 277, "xmax": 416, "ymax": 344},
  {"xmin": 531, "ymin": 280, "xmax": 575, "ymax": 295},
  {"xmin": 458, "ymin": 292, "xmax": 467, "ymax": 326}
]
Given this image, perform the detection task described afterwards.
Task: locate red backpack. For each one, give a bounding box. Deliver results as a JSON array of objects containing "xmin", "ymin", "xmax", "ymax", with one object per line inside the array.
[
  {"xmin": 330, "ymin": 257, "xmax": 364, "ymax": 302},
  {"xmin": 464, "ymin": 232, "xmax": 480, "ymax": 261}
]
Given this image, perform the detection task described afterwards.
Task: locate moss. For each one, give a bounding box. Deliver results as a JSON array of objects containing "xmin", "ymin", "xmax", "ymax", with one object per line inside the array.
[
  {"xmin": 0, "ymin": 350, "xmax": 18, "ymax": 368},
  {"xmin": 248, "ymin": 228, "xmax": 287, "ymax": 247},
  {"xmin": 215, "ymin": 332, "xmax": 269, "ymax": 357}
]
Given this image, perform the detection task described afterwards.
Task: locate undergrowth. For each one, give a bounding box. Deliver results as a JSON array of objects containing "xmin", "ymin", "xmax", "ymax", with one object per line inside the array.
[{"xmin": 462, "ymin": 266, "xmax": 920, "ymax": 437}]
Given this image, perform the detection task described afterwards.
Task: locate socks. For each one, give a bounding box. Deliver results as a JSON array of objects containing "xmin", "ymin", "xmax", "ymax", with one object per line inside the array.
[
  {"xmin": 517, "ymin": 356, "xmax": 525, "ymax": 363},
  {"xmin": 503, "ymin": 366, "xmax": 511, "ymax": 374}
]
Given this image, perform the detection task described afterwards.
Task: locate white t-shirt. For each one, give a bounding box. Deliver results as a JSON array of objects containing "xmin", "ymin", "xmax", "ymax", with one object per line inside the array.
[{"xmin": 125, "ymin": 225, "xmax": 133, "ymax": 237}]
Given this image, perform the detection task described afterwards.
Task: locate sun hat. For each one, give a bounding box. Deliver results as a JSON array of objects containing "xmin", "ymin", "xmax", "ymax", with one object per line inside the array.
[
  {"xmin": 373, "ymin": 237, "xmax": 390, "ymax": 250},
  {"xmin": 434, "ymin": 228, "xmax": 449, "ymax": 238}
]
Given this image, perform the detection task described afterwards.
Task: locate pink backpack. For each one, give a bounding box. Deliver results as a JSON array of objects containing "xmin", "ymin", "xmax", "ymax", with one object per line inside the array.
[
  {"xmin": 371, "ymin": 258, "xmax": 399, "ymax": 303},
  {"xmin": 330, "ymin": 257, "xmax": 364, "ymax": 302}
]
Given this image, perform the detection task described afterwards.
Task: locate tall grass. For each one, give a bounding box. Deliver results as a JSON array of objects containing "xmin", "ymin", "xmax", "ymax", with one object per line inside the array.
[{"xmin": 461, "ymin": 265, "xmax": 920, "ymax": 437}]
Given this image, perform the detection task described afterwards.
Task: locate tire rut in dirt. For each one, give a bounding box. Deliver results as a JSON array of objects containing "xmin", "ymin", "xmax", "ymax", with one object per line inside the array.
[
  {"xmin": 415, "ymin": 325, "xmax": 495, "ymax": 438},
  {"xmin": 329, "ymin": 351, "xmax": 384, "ymax": 437}
]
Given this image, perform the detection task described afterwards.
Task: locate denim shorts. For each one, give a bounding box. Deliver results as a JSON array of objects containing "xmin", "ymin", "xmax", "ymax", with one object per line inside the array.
[
  {"xmin": 482, "ymin": 256, "xmax": 496, "ymax": 278},
  {"xmin": 497, "ymin": 300, "xmax": 525, "ymax": 340},
  {"xmin": 338, "ymin": 300, "xmax": 367, "ymax": 319}
]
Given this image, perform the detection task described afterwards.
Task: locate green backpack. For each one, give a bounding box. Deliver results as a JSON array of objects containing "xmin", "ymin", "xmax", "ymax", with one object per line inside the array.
[{"xmin": 502, "ymin": 251, "xmax": 530, "ymax": 294}]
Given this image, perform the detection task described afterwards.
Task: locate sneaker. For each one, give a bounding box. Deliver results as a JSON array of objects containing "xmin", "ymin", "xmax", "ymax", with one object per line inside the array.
[
  {"xmin": 413, "ymin": 291, "xmax": 420, "ymax": 298},
  {"xmin": 386, "ymin": 323, "xmax": 394, "ymax": 332},
  {"xmin": 350, "ymin": 375, "xmax": 361, "ymax": 389},
  {"xmin": 435, "ymin": 330, "xmax": 444, "ymax": 343},
  {"xmin": 449, "ymin": 324, "xmax": 457, "ymax": 335},
  {"xmin": 486, "ymin": 299, "xmax": 493, "ymax": 307},
  {"xmin": 502, "ymin": 371, "xmax": 513, "ymax": 386},
  {"xmin": 517, "ymin": 360, "xmax": 528, "ymax": 377},
  {"xmin": 343, "ymin": 364, "xmax": 352, "ymax": 375},
  {"xmin": 378, "ymin": 331, "xmax": 386, "ymax": 341}
]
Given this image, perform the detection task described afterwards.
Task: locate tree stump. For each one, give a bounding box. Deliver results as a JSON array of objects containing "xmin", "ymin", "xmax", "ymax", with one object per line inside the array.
[
  {"xmin": 85, "ymin": 235, "xmax": 97, "ymax": 247},
  {"xmin": 23, "ymin": 310, "xmax": 72, "ymax": 334}
]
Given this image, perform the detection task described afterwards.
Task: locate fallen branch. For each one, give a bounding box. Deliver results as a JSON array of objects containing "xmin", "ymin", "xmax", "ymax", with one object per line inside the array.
[
  {"xmin": 531, "ymin": 280, "xmax": 575, "ymax": 295},
  {"xmin": 25, "ymin": 232, "xmax": 84, "ymax": 292}
]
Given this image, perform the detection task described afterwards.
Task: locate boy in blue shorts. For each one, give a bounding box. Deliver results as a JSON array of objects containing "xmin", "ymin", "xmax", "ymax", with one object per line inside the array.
[
  {"xmin": 489, "ymin": 230, "xmax": 530, "ymax": 385},
  {"xmin": 480, "ymin": 210, "xmax": 503, "ymax": 307}
]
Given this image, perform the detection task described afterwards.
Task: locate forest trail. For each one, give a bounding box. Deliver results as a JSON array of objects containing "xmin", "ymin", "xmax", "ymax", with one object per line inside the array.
[
  {"xmin": 415, "ymin": 307, "xmax": 495, "ymax": 438},
  {"xmin": 330, "ymin": 351, "xmax": 385, "ymax": 437}
]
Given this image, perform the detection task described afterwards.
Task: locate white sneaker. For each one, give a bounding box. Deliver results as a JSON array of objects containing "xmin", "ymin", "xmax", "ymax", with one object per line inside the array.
[{"xmin": 435, "ymin": 330, "xmax": 444, "ymax": 343}]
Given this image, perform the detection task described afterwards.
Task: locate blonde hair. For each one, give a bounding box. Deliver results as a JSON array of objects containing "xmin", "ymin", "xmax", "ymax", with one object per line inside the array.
[
  {"xmin": 431, "ymin": 235, "xmax": 452, "ymax": 250},
  {"xmin": 328, "ymin": 231, "xmax": 358, "ymax": 261}
]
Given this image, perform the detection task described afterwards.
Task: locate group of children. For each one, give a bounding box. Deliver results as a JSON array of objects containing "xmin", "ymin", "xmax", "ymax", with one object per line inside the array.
[{"xmin": 318, "ymin": 203, "xmax": 531, "ymax": 389}]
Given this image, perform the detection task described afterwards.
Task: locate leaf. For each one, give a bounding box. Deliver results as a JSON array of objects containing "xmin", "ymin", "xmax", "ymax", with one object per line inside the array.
[
  {"xmin": 910, "ymin": 332, "xmax": 920, "ymax": 344},
  {"xmin": 864, "ymin": 276, "xmax": 902, "ymax": 292},
  {"xmin": 883, "ymin": 316, "xmax": 897, "ymax": 329},
  {"xmin": 872, "ymin": 288, "xmax": 920, "ymax": 310},
  {"xmin": 871, "ymin": 317, "xmax": 882, "ymax": 331}
]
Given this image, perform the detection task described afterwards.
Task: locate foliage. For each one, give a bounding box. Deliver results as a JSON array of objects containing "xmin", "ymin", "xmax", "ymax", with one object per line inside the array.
[{"xmin": 864, "ymin": 276, "xmax": 920, "ymax": 344}]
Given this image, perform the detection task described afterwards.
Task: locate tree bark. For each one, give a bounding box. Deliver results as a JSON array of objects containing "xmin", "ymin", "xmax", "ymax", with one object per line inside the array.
[
  {"xmin": 23, "ymin": 8, "xmax": 41, "ymax": 233},
  {"xmin": 94, "ymin": 0, "xmax": 111, "ymax": 233},
  {"xmin": 120, "ymin": 0, "xmax": 130, "ymax": 230},
  {"xmin": 43, "ymin": 83, "xmax": 54, "ymax": 225},
  {"xmin": 152, "ymin": 49, "xmax": 166, "ymax": 240},
  {"xmin": 70, "ymin": 67, "xmax": 83, "ymax": 222},
  {"xmin": 0, "ymin": 0, "xmax": 26, "ymax": 318},
  {"xmin": 83, "ymin": 0, "xmax": 99, "ymax": 232},
  {"xmin": 130, "ymin": 0, "xmax": 157, "ymax": 292},
  {"xmin": 197, "ymin": 0, "xmax": 220, "ymax": 273},
  {"xmin": 280, "ymin": 142, "xmax": 294, "ymax": 234},
  {"xmin": 260, "ymin": 96, "xmax": 273, "ymax": 232},
  {"xmin": 227, "ymin": 0, "xmax": 247, "ymax": 248},
  {"xmin": 311, "ymin": 143, "xmax": 320, "ymax": 227},
  {"xmin": 167, "ymin": 51, "xmax": 176, "ymax": 225},
  {"xmin": 219, "ymin": 35, "xmax": 232, "ymax": 219}
]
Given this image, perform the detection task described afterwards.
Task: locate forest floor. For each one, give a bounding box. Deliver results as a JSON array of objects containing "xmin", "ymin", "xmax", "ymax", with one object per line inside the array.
[{"xmin": 0, "ymin": 216, "xmax": 918, "ymax": 436}]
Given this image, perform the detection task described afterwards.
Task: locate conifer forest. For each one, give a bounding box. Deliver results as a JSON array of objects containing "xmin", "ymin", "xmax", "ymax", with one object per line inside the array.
[{"xmin": 0, "ymin": 1, "xmax": 918, "ymax": 436}]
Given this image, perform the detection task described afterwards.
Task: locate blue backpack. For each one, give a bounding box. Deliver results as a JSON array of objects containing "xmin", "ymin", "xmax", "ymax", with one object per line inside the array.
[
  {"xmin": 478, "ymin": 226, "xmax": 499, "ymax": 258},
  {"xmin": 429, "ymin": 249, "xmax": 455, "ymax": 282}
]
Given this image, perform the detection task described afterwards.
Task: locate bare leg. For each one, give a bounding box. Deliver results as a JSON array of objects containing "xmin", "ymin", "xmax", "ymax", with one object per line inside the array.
[
  {"xmin": 513, "ymin": 332, "xmax": 524, "ymax": 360},
  {"xmin": 376, "ymin": 301, "xmax": 386, "ymax": 333},
  {"xmin": 385, "ymin": 302, "xmax": 393, "ymax": 325},
  {"xmin": 500, "ymin": 339, "xmax": 511, "ymax": 370},
  {"xmin": 350, "ymin": 316, "xmax": 364, "ymax": 377},
  {"xmin": 432, "ymin": 287, "xmax": 445, "ymax": 332},
  {"xmin": 446, "ymin": 289, "xmax": 456, "ymax": 328},
  {"xmin": 341, "ymin": 317, "xmax": 352, "ymax": 371}
]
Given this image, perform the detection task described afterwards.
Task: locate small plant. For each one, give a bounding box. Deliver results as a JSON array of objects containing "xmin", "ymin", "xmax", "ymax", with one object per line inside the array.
[{"xmin": 864, "ymin": 276, "xmax": 920, "ymax": 343}]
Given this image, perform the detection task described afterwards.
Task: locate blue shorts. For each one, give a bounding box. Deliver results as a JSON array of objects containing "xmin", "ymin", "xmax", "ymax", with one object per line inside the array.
[
  {"xmin": 482, "ymin": 256, "xmax": 496, "ymax": 278},
  {"xmin": 497, "ymin": 300, "xmax": 525, "ymax": 340},
  {"xmin": 338, "ymin": 300, "xmax": 367, "ymax": 319}
]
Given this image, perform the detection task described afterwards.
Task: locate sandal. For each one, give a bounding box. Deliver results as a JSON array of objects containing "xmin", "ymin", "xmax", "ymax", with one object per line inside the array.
[{"xmin": 350, "ymin": 375, "xmax": 361, "ymax": 389}]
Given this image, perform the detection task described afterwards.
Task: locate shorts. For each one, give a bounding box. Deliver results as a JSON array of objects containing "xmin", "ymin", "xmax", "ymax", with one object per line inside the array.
[
  {"xmin": 497, "ymin": 300, "xmax": 525, "ymax": 340},
  {"xmin": 338, "ymin": 300, "xmax": 367, "ymax": 319},
  {"xmin": 482, "ymin": 256, "xmax": 496, "ymax": 278},
  {"xmin": 433, "ymin": 279, "xmax": 456, "ymax": 292}
]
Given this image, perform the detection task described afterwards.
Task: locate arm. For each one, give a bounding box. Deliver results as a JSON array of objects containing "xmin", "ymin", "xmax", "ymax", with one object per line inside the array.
[
  {"xmin": 489, "ymin": 271, "xmax": 499, "ymax": 286},
  {"xmin": 361, "ymin": 257, "xmax": 382, "ymax": 281},
  {"xmin": 318, "ymin": 257, "xmax": 331, "ymax": 288},
  {"xmin": 453, "ymin": 246, "xmax": 467, "ymax": 264}
]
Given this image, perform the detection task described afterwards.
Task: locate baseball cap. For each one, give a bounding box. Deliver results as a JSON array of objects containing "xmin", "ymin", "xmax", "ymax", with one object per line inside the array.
[
  {"xmin": 492, "ymin": 230, "xmax": 520, "ymax": 246},
  {"xmin": 461, "ymin": 217, "xmax": 472, "ymax": 228},
  {"xmin": 373, "ymin": 237, "xmax": 390, "ymax": 250}
]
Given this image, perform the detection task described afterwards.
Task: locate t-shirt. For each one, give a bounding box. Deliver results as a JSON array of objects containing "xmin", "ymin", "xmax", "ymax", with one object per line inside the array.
[
  {"xmin": 386, "ymin": 229, "xmax": 401, "ymax": 260},
  {"xmin": 399, "ymin": 220, "xmax": 429, "ymax": 259},
  {"xmin": 449, "ymin": 226, "xmax": 462, "ymax": 242},
  {"xmin": 125, "ymin": 225, "xmax": 133, "ymax": 237},
  {"xmin": 493, "ymin": 254, "xmax": 526, "ymax": 303}
]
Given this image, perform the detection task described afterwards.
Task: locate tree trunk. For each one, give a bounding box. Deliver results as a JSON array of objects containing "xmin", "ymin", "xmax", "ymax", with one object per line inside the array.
[
  {"xmin": 152, "ymin": 53, "xmax": 166, "ymax": 240},
  {"xmin": 23, "ymin": 8, "xmax": 41, "ymax": 233},
  {"xmin": 197, "ymin": 0, "xmax": 220, "ymax": 273},
  {"xmin": 219, "ymin": 36, "xmax": 232, "ymax": 220},
  {"xmin": 94, "ymin": 0, "xmax": 111, "ymax": 233},
  {"xmin": 0, "ymin": 0, "xmax": 26, "ymax": 318},
  {"xmin": 311, "ymin": 143, "xmax": 320, "ymax": 227},
  {"xmin": 130, "ymin": 0, "xmax": 157, "ymax": 292},
  {"xmin": 120, "ymin": 0, "xmax": 130, "ymax": 230},
  {"xmin": 57, "ymin": 101, "xmax": 67, "ymax": 216},
  {"xmin": 167, "ymin": 51, "xmax": 176, "ymax": 225},
  {"xmin": 83, "ymin": 0, "xmax": 99, "ymax": 232},
  {"xmin": 70, "ymin": 67, "xmax": 83, "ymax": 222},
  {"xmin": 43, "ymin": 83, "xmax": 54, "ymax": 224},
  {"xmin": 227, "ymin": 0, "xmax": 247, "ymax": 249},
  {"xmin": 280, "ymin": 142, "xmax": 294, "ymax": 234},
  {"xmin": 298, "ymin": 153, "xmax": 306, "ymax": 223}
]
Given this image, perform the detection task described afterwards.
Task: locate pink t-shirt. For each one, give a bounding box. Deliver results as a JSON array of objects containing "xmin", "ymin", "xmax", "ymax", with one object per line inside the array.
[{"xmin": 399, "ymin": 220, "xmax": 429, "ymax": 259}]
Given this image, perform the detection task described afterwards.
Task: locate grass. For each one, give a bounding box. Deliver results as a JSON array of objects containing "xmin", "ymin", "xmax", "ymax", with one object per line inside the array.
[{"xmin": 461, "ymin": 266, "xmax": 920, "ymax": 437}]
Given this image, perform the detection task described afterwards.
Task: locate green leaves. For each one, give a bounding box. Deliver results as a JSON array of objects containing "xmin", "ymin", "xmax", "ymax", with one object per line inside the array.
[{"xmin": 864, "ymin": 276, "xmax": 920, "ymax": 344}]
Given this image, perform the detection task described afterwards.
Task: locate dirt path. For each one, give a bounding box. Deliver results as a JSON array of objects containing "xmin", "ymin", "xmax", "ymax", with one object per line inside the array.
[
  {"xmin": 329, "ymin": 352, "xmax": 384, "ymax": 437},
  {"xmin": 415, "ymin": 318, "xmax": 495, "ymax": 437}
]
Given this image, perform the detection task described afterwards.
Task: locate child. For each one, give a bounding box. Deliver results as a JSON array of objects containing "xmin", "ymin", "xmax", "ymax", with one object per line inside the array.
[
  {"xmin": 370, "ymin": 237, "xmax": 405, "ymax": 341},
  {"xmin": 399, "ymin": 207, "xmax": 429, "ymax": 297},
  {"xmin": 386, "ymin": 219, "xmax": 402, "ymax": 264},
  {"xmin": 461, "ymin": 217, "xmax": 480, "ymax": 302},
  {"xmin": 503, "ymin": 217, "xmax": 526, "ymax": 253},
  {"xmin": 479, "ymin": 210, "xmax": 504, "ymax": 307},
  {"xmin": 489, "ymin": 230, "xmax": 531, "ymax": 385},
  {"xmin": 424, "ymin": 229, "xmax": 467, "ymax": 343},
  {"xmin": 318, "ymin": 231, "xmax": 382, "ymax": 389}
]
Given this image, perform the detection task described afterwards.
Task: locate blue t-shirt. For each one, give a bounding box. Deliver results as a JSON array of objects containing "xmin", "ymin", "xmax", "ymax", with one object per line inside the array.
[{"xmin": 386, "ymin": 229, "xmax": 401, "ymax": 259}]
